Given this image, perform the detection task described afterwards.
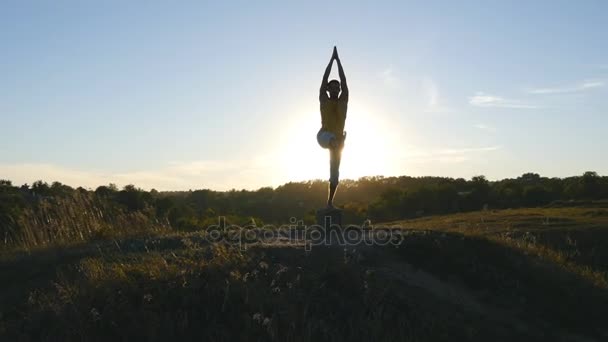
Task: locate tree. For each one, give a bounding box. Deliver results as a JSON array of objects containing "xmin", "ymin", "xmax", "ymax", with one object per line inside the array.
[
  {"xmin": 31, "ymin": 181, "xmax": 51, "ymax": 196},
  {"xmin": 117, "ymin": 185, "xmax": 147, "ymax": 211},
  {"xmin": 95, "ymin": 185, "xmax": 117, "ymax": 198},
  {"xmin": 581, "ymin": 171, "xmax": 601, "ymax": 199}
]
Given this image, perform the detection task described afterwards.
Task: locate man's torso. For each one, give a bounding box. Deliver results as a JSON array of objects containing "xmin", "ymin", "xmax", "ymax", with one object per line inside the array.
[{"xmin": 320, "ymin": 97, "xmax": 348, "ymax": 137}]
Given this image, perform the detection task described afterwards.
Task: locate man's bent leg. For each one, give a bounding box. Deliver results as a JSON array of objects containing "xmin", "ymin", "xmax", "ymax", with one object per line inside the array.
[{"xmin": 317, "ymin": 130, "xmax": 336, "ymax": 149}]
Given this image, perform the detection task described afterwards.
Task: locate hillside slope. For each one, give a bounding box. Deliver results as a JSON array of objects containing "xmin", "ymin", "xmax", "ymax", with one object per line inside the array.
[{"xmin": 1, "ymin": 207, "xmax": 608, "ymax": 341}]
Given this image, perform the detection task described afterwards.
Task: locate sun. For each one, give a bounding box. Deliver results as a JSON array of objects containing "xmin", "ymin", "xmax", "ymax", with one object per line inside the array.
[{"xmin": 277, "ymin": 103, "xmax": 399, "ymax": 183}]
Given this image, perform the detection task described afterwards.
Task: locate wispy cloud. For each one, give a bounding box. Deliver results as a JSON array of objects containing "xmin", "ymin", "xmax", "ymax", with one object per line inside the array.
[
  {"xmin": 526, "ymin": 80, "xmax": 604, "ymax": 94},
  {"xmin": 438, "ymin": 146, "xmax": 502, "ymax": 155},
  {"xmin": 469, "ymin": 92, "xmax": 538, "ymax": 109},
  {"xmin": 422, "ymin": 77, "xmax": 452, "ymax": 113},
  {"xmin": 404, "ymin": 145, "xmax": 502, "ymax": 164},
  {"xmin": 380, "ymin": 66, "xmax": 400, "ymax": 87},
  {"xmin": 423, "ymin": 77, "xmax": 439, "ymax": 107},
  {"xmin": 474, "ymin": 123, "xmax": 496, "ymax": 132}
]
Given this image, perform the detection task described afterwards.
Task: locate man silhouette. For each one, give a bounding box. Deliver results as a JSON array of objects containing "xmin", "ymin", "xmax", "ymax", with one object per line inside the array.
[{"xmin": 317, "ymin": 46, "xmax": 348, "ymax": 208}]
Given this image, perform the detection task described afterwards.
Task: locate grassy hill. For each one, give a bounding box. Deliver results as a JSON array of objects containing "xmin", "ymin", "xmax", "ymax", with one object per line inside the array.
[{"xmin": 2, "ymin": 207, "xmax": 608, "ymax": 341}]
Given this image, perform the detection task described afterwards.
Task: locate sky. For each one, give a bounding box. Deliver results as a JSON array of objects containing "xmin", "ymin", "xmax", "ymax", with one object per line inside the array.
[{"xmin": 1, "ymin": 1, "xmax": 607, "ymax": 191}]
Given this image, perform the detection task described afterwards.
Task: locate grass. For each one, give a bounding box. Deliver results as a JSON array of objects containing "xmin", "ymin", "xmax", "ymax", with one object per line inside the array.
[
  {"xmin": 3, "ymin": 192, "xmax": 170, "ymax": 252},
  {"xmin": 386, "ymin": 207, "xmax": 608, "ymax": 288},
  {"xmin": 2, "ymin": 207, "xmax": 608, "ymax": 341}
]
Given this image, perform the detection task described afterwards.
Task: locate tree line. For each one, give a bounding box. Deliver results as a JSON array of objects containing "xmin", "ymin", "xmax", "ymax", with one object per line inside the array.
[{"xmin": 1, "ymin": 172, "xmax": 607, "ymax": 247}]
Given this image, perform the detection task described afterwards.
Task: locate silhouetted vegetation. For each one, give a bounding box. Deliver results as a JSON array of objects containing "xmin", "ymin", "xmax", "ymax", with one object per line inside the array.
[
  {"xmin": 2, "ymin": 172, "xmax": 608, "ymax": 249},
  {"xmin": 3, "ymin": 182, "xmax": 608, "ymax": 340},
  {"xmin": 3, "ymin": 207, "xmax": 608, "ymax": 341}
]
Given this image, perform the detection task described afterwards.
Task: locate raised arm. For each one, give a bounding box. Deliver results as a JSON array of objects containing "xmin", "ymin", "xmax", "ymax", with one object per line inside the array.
[
  {"xmin": 319, "ymin": 54, "xmax": 334, "ymax": 101},
  {"xmin": 336, "ymin": 55, "xmax": 348, "ymax": 100}
]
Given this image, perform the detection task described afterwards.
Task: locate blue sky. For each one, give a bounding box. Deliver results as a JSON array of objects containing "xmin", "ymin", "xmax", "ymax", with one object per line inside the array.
[{"xmin": 1, "ymin": 1, "xmax": 607, "ymax": 190}]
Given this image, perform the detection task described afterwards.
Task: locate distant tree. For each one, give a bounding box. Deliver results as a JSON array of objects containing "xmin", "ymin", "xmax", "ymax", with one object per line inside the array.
[
  {"xmin": 519, "ymin": 173, "xmax": 541, "ymax": 184},
  {"xmin": 581, "ymin": 171, "xmax": 601, "ymax": 199},
  {"xmin": 584, "ymin": 171, "xmax": 599, "ymax": 178},
  {"xmin": 50, "ymin": 181, "xmax": 74, "ymax": 197},
  {"xmin": 76, "ymin": 186, "xmax": 89, "ymax": 194},
  {"xmin": 466, "ymin": 175, "xmax": 491, "ymax": 210},
  {"xmin": 522, "ymin": 186, "xmax": 551, "ymax": 206},
  {"xmin": 155, "ymin": 197, "xmax": 175, "ymax": 219},
  {"xmin": 31, "ymin": 181, "xmax": 51, "ymax": 196},
  {"xmin": 95, "ymin": 185, "xmax": 117, "ymax": 198},
  {"xmin": 117, "ymin": 185, "xmax": 147, "ymax": 211}
]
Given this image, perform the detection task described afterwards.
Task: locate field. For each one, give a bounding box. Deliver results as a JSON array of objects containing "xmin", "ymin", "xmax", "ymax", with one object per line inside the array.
[{"xmin": 2, "ymin": 206, "xmax": 608, "ymax": 341}]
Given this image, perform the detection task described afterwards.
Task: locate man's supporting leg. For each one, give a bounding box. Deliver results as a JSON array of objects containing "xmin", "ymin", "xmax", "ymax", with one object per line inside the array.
[
  {"xmin": 327, "ymin": 146, "xmax": 342, "ymax": 207},
  {"xmin": 328, "ymin": 182, "xmax": 338, "ymax": 207}
]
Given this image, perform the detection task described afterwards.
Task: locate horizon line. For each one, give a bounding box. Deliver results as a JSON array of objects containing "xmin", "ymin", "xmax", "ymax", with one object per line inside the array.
[{"xmin": 2, "ymin": 171, "xmax": 603, "ymax": 193}]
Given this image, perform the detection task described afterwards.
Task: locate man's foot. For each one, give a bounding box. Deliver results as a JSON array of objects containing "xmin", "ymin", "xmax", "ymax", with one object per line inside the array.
[{"xmin": 325, "ymin": 203, "xmax": 342, "ymax": 211}]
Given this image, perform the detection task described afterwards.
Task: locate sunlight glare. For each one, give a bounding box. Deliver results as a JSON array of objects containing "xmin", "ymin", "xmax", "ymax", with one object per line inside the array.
[{"xmin": 278, "ymin": 103, "xmax": 400, "ymax": 183}]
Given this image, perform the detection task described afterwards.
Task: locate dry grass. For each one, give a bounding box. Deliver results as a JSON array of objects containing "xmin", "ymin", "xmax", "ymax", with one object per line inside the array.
[
  {"xmin": 3, "ymin": 192, "xmax": 171, "ymax": 252},
  {"xmin": 384, "ymin": 207, "xmax": 608, "ymax": 289},
  {"xmin": 2, "ymin": 207, "xmax": 608, "ymax": 341},
  {"xmin": 385, "ymin": 207, "xmax": 608, "ymax": 233}
]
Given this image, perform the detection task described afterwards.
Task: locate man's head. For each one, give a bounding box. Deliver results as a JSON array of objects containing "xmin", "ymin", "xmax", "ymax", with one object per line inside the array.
[{"xmin": 327, "ymin": 79, "xmax": 341, "ymax": 98}]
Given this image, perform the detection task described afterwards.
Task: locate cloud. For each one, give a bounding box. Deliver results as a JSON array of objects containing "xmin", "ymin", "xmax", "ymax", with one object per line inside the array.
[
  {"xmin": 474, "ymin": 123, "xmax": 496, "ymax": 132},
  {"xmin": 423, "ymin": 78, "xmax": 439, "ymax": 107},
  {"xmin": 526, "ymin": 80, "xmax": 605, "ymax": 94},
  {"xmin": 438, "ymin": 146, "xmax": 502, "ymax": 155},
  {"xmin": 403, "ymin": 145, "xmax": 502, "ymax": 164},
  {"xmin": 469, "ymin": 92, "xmax": 538, "ymax": 109},
  {"xmin": 380, "ymin": 66, "xmax": 400, "ymax": 87},
  {"xmin": 421, "ymin": 77, "xmax": 452, "ymax": 113}
]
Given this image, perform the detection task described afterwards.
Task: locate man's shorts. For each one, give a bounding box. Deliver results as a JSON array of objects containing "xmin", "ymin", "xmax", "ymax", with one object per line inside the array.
[
  {"xmin": 317, "ymin": 130, "xmax": 336, "ymax": 149},
  {"xmin": 317, "ymin": 129, "xmax": 345, "ymax": 185}
]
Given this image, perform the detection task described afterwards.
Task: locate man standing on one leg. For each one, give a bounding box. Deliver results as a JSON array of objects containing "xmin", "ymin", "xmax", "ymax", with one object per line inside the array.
[{"xmin": 317, "ymin": 46, "xmax": 348, "ymax": 208}]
